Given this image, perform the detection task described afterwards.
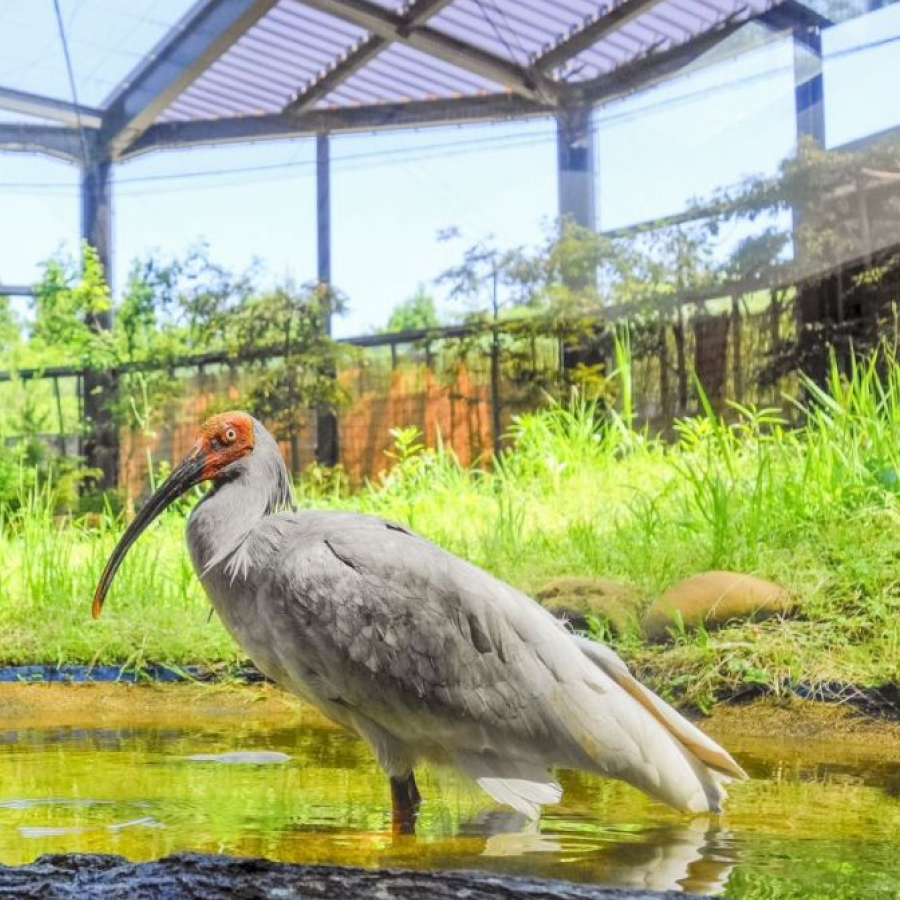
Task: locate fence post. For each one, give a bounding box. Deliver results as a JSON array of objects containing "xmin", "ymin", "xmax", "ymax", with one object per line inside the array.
[
  {"xmin": 769, "ymin": 289, "xmax": 781, "ymax": 348},
  {"xmin": 674, "ymin": 304, "xmax": 688, "ymax": 414},
  {"xmin": 52, "ymin": 376, "xmax": 66, "ymax": 456},
  {"xmin": 490, "ymin": 324, "xmax": 502, "ymax": 455},
  {"xmin": 731, "ymin": 294, "xmax": 743, "ymax": 403},
  {"xmin": 658, "ymin": 323, "xmax": 672, "ymax": 427}
]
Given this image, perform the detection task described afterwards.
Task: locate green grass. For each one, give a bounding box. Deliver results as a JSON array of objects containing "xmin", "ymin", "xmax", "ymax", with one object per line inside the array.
[{"xmin": 2, "ymin": 341, "xmax": 900, "ymax": 707}]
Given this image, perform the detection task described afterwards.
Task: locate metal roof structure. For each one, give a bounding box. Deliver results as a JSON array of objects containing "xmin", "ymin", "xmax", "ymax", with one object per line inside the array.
[
  {"xmin": 0, "ymin": 0, "xmax": 824, "ymax": 165},
  {"xmin": 0, "ymin": 0, "xmax": 830, "ymax": 485}
]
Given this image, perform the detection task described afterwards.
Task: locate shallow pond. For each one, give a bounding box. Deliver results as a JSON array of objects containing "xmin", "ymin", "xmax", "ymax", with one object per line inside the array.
[{"xmin": 0, "ymin": 687, "xmax": 897, "ymax": 899}]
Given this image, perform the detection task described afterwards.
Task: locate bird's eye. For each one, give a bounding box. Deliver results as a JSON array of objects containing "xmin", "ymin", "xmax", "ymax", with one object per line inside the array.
[{"xmin": 224, "ymin": 427, "xmax": 237, "ymax": 443}]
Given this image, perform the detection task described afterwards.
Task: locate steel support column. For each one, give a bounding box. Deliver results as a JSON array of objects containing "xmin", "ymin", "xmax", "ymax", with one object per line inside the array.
[
  {"xmin": 82, "ymin": 160, "xmax": 114, "ymax": 284},
  {"xmin": 317, "ymin": 132, "xmax": 332, "ymax": 289},
  {"xmin": 80, "ymin": 159, "xmax": 119, "ymax": 490},
  {"xmin": 557, "ymin": 104, "xmax": 599, "ymax": 378},
  {"xmin": 791, "ymin": 23, "xmax": 834, "ymax": 381},
  {"xmin": 794, "ymin": 25, "xmax": 825, "ymax": 146},
  {"xmin": 315, "ymin": 132, "xmax": 339, "ymax": 467},
  {"xmin": 556, "ymin": 104, "xmax": 596, "ymax": 230}
]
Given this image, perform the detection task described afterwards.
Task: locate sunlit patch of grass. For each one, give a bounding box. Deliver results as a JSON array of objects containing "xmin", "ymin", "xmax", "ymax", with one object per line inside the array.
[
  {"xmin": 0, "ymin": 482, "xmax": 240, "ymax": 668},
  {"xmin": 2, "ymin": 340, "xmax": 900, "ymax": 707}
]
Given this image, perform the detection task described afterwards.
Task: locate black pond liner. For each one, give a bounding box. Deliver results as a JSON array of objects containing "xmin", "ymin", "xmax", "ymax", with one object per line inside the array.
[
  {"xmin": 0, "ymin": 663, "xmax": 268, "ymax": 684},
  {"xmin": 724, "ymin": 679, "xmax": 900, "ymax": 721}
]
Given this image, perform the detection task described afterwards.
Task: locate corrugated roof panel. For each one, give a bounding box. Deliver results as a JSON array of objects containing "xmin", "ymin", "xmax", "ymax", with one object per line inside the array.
[
  {"xmin": 427, "ymin": 0, "xmax": 598, "ymax": 65},
  {"xmin": 158, "ymin": 0, "xmax": 366, "ymax": 121},
  {"xmin": 150, "ymin": 0, "xmax": 789, "ymax": 123},
  {"xmin": 270, "ymin": 1, "xmax": 368, "ymax": 44},
  {"xmin": 317, "ymin": 41, "xmax": 505, "ymax": 107},
  {"xmin": 553, "ymin": 0, "xmax": 777, "ymax": 81}
]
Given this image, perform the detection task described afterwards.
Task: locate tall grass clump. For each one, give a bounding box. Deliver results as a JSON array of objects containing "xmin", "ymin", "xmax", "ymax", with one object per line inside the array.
[
  {"xmin": 0, "ymin": 476, "xmax": 239, "ymax": 667},
  {"xmin": 1, "ymin": 336, "xmax": 900, "ymax": 703}
]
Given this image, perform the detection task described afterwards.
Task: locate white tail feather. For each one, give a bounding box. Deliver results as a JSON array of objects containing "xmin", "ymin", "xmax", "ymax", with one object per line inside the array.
[
  {"xmin": 571, "ymin": 636, "xmax": 747, "ymax": 812},
  {"xmin": 454, "ymin": 752, "xmax": 562, "ymax": 820}
]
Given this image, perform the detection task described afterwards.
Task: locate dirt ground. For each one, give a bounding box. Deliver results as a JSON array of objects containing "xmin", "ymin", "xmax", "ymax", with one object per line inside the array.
[
  {"xmin": 0, "ymin": 681, "xmax": 305, "ymax": 728},
  {"xmin": 1, "ymin": 681, "xmax": 899, "ymax": 755},
  {"xmin": 704, "ymin": 696, "xmax": 900, "ymax": 748}
]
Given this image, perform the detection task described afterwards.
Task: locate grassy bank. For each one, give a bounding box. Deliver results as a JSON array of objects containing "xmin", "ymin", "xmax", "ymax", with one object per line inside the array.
[{"xmin": 2, "ymin": 346, "xmax": 900, "ymax": 708}]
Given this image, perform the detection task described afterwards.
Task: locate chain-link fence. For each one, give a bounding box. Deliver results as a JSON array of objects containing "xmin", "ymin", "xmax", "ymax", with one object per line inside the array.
[{"xmin": 2, "ymin": 248, "xmax": 898, "ymax": 495}]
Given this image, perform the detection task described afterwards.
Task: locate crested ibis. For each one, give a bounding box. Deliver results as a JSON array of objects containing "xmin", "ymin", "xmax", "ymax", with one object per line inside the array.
[{"xmin": 93, "ymin": 411, "xmax": 745, "ymax": 831}]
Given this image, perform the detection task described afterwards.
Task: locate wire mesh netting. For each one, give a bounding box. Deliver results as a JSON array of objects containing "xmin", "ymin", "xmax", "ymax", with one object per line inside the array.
[{"xmin": 0, "ymin": 283, "xmax": 836, "ymax": 496}]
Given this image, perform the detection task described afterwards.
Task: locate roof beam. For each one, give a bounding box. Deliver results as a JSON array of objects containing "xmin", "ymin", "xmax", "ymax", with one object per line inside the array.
[
  {"xmin": 100, "ymin": 0, "xmax": 280, "ymax": 159},
  {"xmin": 286, "ymin": 37, "xmax": 388, "ymax": 114},
  {"xmin": 295, "ymin": 0, "xmax": 557, "ymax": 103},
  {"xmin": 285, "ymin": 0, "xmax": 456, "ymax": 115},
  {"xmin": 0, "ymin": 285, "xmax": 34, "ymax": 297},
  {"xmin": 123, "ymin": 93, "xmax": 554, "ymax": 158},
  {"xmin": 535, "ymin": 0, "xmax": 671, "ymax": 73},
  {"xmin": 0, "ymin": 123, "xmax": 89, "ymax": 162},
  {"xmin": 570, "ymin": 16, "xmax": 750, "ymax": 105},
  {"xmin": 758, "ymin": 0, "xmax": 832, "ymax": 36},
  {"xmin": 0, "ymin": 86, "xmax": 103, "ymax": 129}
]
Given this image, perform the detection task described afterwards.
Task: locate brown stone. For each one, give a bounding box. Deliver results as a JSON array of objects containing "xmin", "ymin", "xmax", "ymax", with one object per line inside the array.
[
  {"xmin": 642, "ymin": 571, "xmax": 794, "ymax": 643},
  {"xmin": 536, "ymin": 576, "xmax": 642, "ymax": 635}
]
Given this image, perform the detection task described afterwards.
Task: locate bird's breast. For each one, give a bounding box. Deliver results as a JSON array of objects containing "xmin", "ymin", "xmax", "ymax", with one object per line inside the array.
[{"xmin": 199, "ymin": 566, "xmax": 346, "ymax": 720}]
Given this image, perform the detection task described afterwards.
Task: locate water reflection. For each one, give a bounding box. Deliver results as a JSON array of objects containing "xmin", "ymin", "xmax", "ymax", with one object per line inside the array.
[
  {"xmin": 470, "ymin": 812, "xmax": 737, "ymax": 895},
  {"xmin": 0, "ymin": 711, "xmax": 895, "ymax": 900}
]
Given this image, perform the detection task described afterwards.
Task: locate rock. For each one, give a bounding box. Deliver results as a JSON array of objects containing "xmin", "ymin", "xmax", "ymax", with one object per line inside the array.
[
  {"xmin": 0, "ymin": 852, "xmax": 720, "ymax": 899},
  {"xmin": 642, "ymin": 571, "xmax": 794, "ymax": 643},
  {"xmin": 536, "ymin": 577, "xmax": 642, "ymax": 635}
]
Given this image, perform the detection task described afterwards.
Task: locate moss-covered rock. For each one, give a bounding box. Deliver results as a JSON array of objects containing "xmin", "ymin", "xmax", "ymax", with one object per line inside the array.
[{"xmin": 536, "ymin": 576, "xmax": 642, "ymax": 635}]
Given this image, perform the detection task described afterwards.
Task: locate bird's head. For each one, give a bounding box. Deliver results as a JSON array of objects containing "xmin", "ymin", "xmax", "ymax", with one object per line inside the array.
[{"xmin": 92, "ymin": 411, "xmax": 256, "ymax": 619}]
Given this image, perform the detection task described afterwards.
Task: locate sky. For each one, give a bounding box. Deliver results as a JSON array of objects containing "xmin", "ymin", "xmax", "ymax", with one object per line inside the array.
[{"xmin": 0, "ymin": 1, "xmax": 898, "ymax": 337}]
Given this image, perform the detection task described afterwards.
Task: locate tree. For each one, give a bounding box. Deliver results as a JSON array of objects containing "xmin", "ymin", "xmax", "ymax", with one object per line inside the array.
[
  {"xmin": 711, "ymin": 136, "xmax": 900, "ymax": 278},
  {"xmin": 28, "ymin": 242, "xmax": 111, "ymax": 368},
  {"xmin": 0, "ymin": 294, "xmax": 20, "ymax": 357},
  {"xmin": 232, "ymin": 280, "xmax": 352, "ymax": 475},
  {"xmin": 382, "ymin": 286, "xmax": 440, "ymax": 333}
]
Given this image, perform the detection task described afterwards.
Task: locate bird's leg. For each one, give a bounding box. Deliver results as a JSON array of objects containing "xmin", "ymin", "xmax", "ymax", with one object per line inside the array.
[
  {"xmin": 408, "ymin": 773, "xmax": 422, "ymax": 807},
  {"xmin": 390, "ymin": 772, "xmax": 421, "ymax": 834}
]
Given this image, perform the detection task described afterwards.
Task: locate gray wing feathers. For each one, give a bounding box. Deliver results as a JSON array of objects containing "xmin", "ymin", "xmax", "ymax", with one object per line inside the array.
[
  {"xmin": 262, "ymin": 515, "xmax": 584, "ymax": 748},
  {"xmin": 236, "ymin": 511, "xmax": 742, "ymax": 817}
]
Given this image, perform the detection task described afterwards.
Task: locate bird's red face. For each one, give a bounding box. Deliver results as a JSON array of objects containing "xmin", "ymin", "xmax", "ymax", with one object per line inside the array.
[
  {"xmin": 193, "ymin": 411, "xmax": 256, "ymax": 480},
  {"xmin": 92, "ymin": 410, "xmax": 256, "ymax": 619}
]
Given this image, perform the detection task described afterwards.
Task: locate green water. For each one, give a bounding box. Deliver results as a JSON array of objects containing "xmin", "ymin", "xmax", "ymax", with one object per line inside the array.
[{"xmin": 0, "ymin": 705, "xmax": 897, "ymax": 899}]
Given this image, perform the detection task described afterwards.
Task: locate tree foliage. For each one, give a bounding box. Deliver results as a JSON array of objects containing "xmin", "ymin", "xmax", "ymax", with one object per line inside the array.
[
  {"xmin": 382, "ymin": 286, "xmax": 441, "ymax": 333},
  {"xmin": 232, "ymin": 281, "xmax": 352, "ymax": 474}
]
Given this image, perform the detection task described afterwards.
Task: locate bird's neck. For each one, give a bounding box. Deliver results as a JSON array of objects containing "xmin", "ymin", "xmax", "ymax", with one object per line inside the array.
[{"xmin": 186, "ymin": 445, "xmax": 294, "ymax": 577}]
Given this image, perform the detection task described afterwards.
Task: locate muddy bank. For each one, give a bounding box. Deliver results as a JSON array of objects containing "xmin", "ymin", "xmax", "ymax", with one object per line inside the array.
[
  {"xmin": 705, "ymin": 696, "xmax": 900, "ymax": 746},
  {"xmin": 0, "ymin": 852, "xmax": 716, "ymax": 899},
  {"xmin": 2, "ymin": 682, "xmax": 899, "ymax": 748},
  {"xmin": 0, "ymin": 681, "xmax": 303, "ymax": 728}
]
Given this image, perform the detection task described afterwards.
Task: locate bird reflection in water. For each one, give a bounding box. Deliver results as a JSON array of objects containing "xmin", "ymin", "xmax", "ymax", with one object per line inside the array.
[{"xmin": 462, "ymin": 811, "xmax": 737, "ymax": 895}]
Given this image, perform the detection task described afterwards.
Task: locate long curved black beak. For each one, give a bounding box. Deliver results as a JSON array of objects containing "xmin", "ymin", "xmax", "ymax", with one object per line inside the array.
[{"xmin": 92, "ymin": 452, "xmax": 207, "ymax": 619}]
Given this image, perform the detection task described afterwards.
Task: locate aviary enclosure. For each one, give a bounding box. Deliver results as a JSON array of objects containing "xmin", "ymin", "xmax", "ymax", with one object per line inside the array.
[{"xmin": 1, "ymin": 0, "xmax": 899, "ymax": 898}]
